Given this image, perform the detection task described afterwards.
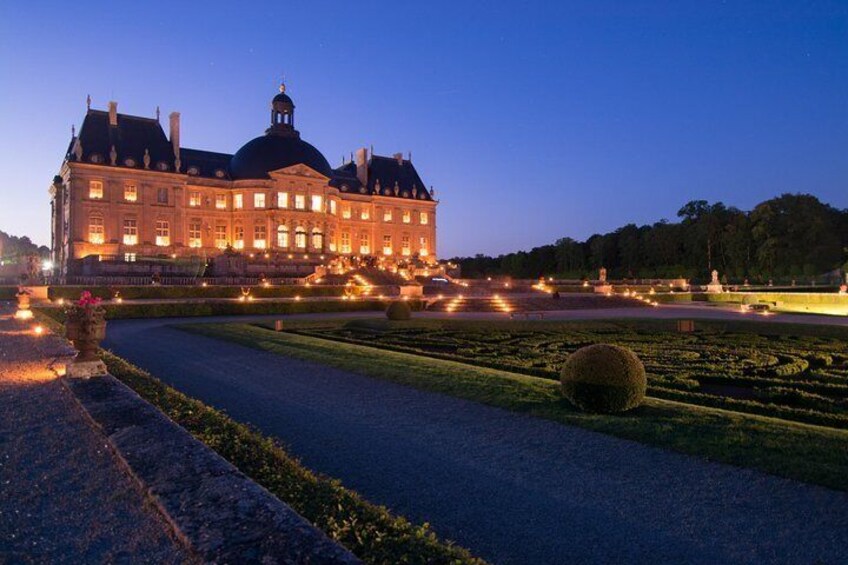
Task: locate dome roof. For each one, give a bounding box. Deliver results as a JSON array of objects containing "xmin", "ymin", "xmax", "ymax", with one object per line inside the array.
[
  {"xmin": 272, "ymin": 92, "xmax": 294, "ymax": 108},
  {"xmin": 229, "ymin": 134, "xmax": 333, "ymax": 180}
]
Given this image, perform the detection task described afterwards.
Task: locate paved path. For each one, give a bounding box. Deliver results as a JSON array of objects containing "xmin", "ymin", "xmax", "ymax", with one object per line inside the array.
[
  {"xmin": 0, "ymin": 310, "xmax": 188, "ymax": 564},
  {"xmin": 104, "ymin": 316, "xmax": 848, "ymax": 564}
]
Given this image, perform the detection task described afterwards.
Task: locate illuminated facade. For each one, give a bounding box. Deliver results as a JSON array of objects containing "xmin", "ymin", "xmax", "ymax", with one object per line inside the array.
[{"xmin": 51, "ymin": 86, "xmax": 438, "ymax": 278}]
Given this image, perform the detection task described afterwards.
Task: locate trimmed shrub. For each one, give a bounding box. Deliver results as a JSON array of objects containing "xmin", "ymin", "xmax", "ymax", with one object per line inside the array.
[
  {"xmin": 560, "ymin": 344, "xmax": 647, "ymax": 413},
  {"xmin": 743, "ymin": 294, "xmax": 759, "ymax": 306},
  {"xmin": 386, "ymin": 300, "xmax": 412, "ymax": 321}
]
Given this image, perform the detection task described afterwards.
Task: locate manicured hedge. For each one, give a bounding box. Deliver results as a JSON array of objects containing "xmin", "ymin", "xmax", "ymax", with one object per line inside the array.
[
  {"xmin": 560, "ymin": 344, "xmax": 647, "ymax": 413},
  {"xmin": 0, "ymin": 286, "xmax": 18, "ymax": 300},
  {"xmin": 100, "ymin": 352, "xmax": 483, "ymax": 564},
  {"xmin": 386, "ymin": 301, "xmax": 412, "ymax": 321},
  {"xmin": 291, "ymin": 320, "xmax": 848, "ymax": 429},
  {"xmin": 48, "ymin": 285, "xmax": 350, "ymax": 300},
  {"xmin": 694, "ymin": 292, "xmax": 848, "ymax": 306},
  {"xmin": 38, "ymin": 299, "xmax": 425, "ymax": 322}
]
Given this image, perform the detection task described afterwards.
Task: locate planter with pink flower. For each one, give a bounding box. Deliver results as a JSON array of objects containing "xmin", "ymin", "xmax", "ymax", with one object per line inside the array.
[{"xmin": 64, "ymin": 291, "xmax": 108, "ymax": 377}]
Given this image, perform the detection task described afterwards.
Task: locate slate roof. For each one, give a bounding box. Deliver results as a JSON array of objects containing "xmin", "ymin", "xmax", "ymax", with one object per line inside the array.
[
  {"xmin": 66, "ymin": 108, "xmax": 432, "ymax": 199},
  {"xmin": 229, "ymin": 134, "xmax": 333, "ymax": 180},
  {"xmin": 332, "ymin": 156, "xmax": 433, "ymax": 201}
]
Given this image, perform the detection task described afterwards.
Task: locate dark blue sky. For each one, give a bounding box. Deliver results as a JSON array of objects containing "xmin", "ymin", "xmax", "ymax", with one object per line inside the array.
[{"xmin": 1, "ymin": 1, "xmax": 846, "ymax": 256}]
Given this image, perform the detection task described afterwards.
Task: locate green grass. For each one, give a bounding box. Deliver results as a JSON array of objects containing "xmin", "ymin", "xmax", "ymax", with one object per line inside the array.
[
  {"xmin": 180, "ymin": 322, "xmax": 848, "ymax": 492},
  {"xmin": 36, "ymin": 298, "xmax": 421, "ymax": 321},
  {"xmin": 285, "ymin": 318, "xmax": 848, "ymax": 429}
]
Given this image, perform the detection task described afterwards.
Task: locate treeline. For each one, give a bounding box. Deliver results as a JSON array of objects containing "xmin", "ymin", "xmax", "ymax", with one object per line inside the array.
[
  {"xmin": 0, "ymin": 230, "xmax": 49, "ymax": 263},
  {"xmin": 451, "ymin": 194, "xmax": 848, "ymax": 282}
]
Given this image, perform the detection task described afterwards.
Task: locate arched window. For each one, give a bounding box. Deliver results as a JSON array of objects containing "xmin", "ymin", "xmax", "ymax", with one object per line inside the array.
[
  {"xmin": 295, "ymin": 226, "xmax": 307, "ymax": 249},
  {"xmin": 88, "ymin": 215, "xmax": 104, "ymax": 244},
  {"xmin": 311, "ymin": 228, "xmax": 323, "ymax": 250},
  {"xmin": 277, "ymin": 224, "xmax": 289, "ymax": 248}
]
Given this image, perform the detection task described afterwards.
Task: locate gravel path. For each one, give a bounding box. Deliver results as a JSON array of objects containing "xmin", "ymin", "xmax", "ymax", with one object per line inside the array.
[
  {"xmin": 0, "ymin": 311, "xmax": 189, "ymax": 564},
  {"xmin": 105, "ymin": 316, "xmax": 848, "ymax": 565}
]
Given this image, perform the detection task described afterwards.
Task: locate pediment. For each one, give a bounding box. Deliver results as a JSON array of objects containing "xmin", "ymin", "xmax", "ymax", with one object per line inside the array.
[{"xmin": 269, "ymin": 164, "xmax": 329, "ymax": 180}]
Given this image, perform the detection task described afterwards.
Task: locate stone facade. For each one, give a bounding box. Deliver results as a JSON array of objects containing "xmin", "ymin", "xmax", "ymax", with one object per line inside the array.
[{"xmin": 51, "ymin": 86, "xmax": 438, "ymax": 280}]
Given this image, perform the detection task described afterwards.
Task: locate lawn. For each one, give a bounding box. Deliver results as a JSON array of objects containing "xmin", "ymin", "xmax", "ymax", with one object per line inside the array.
[
  {"xmin": 287, "ymin": 318, "xmax": 848, "ymax": 429},
  {"xmin": 180, "ymin": 321, "xmax": 848, "ymax": 492}
]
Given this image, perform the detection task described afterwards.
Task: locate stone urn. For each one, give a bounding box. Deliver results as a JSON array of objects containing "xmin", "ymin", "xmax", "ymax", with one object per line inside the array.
[
  {"xmin": 15, "ymin": 288, "xmax": 33, "ymax": 320},
  {"xmin": 64, "ymin": 291, "xmax": 108, "ymax": 377}
]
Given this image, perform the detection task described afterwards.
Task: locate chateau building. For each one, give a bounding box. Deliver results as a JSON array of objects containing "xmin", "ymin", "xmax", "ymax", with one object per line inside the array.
[{"xmin": 50, "ymin": 85, "xmax": 438, "ymax": 279}]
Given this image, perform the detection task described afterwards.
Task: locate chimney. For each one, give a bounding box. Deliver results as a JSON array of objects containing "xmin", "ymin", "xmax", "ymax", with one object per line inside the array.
[
  {"xmin": 355, "ymin": 147, "xmax": 368, "ymax": 187},
  {"xmin": 108, "ymin": 101, "xmax": 118, "ymax": 126},
  {"xmin": 169, "ymin": 112, "xmax": 181, "ymax": 155},
  {"xmin": 393, "ymin": 152, "xmax": 403, "ymax": 166}
]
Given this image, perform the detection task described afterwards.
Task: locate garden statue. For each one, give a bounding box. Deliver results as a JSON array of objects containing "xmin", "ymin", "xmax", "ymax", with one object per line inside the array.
[
  {"xmin": 598, "ymin": 267, "xmax": 607, "ymax": 283},
  {"xmin": 706, "ymin": 269, "xmax": 723, "ymax": 293},
  {"xmin": 839, "ymin": 284, "xmax": 847, "ymax": 295},
  {"xmin": 64, "ymin": 291, "xmax": 107, "ymax": 378}
]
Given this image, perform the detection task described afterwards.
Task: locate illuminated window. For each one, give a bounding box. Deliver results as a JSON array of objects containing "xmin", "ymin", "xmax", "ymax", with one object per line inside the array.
[
  {"xmin": 382, "ymin": 235, "xmax": 392, "ymax": 255},
  {"xmin": 215, "ymin": 224, "xmax": 228, "ymax": 249},
  {"xmin": 402, "ymin": 210, "xmax": 411, "ymax": 224},
  {"xmin": 311, "ymin": 228, "xmax": 323, "ymax": 249},
  {"xmin": 89, "ymin": 180, "xmax": 103, "ymax": 199},
  {"xmin": 341, "ymin": 205, "xmax": 351, "ymax": 219},
  {"xmin": 234, "ymin": 193, "xmax": 243, "ymax": 209},
  {"xmin": 189, "ymin": 191, "xmax": 201, "ymax": 207},
  {"xmin": 277, "ymin": 224, "xmax": 289, "ymax": 248},
  {"xmin": 122, "ymin": 219, "xmax": 138, "ymax": 246},
  {"xmin": 420, "ymin": 212, "xmax": 429, "ymax": 225},
  {"xmin": 277, "ymin": 192, "xmax": 288, "ymax": 208},
  {"xmin": 311, "ymin": 195, "xmax": 323, "ymax": 212},
  {"xmin": 215, "ymin": 194, "xmax": 227, "ymax": 209},
  {"xmin": 295, "ymin": 226, "xmax": 307, "ymax": 249},
  {"xmin": 88, "ymin": 216, "xmax": 104, "ymax": 244},
  {"xmin": 360, "ymin": 208, "xmax": 370, "ymax": 220},
  {"xmin": 329, "ymin": 200, "xmax": 337, "ymax": 215},
  {"xmin": 188, "ymin": 221, "xmax": 202, "ymax": 248},
  {"xmin": 155, "ymin": 220, "xmax": 170, "ymax": 246},
  {"xmin": 340, "ymin": 232, "xmax": 351, "ymax": 253},
  {"xmin": 254, "ymin": 193, "xmax": 266, "ymax": 209},
  {"xmin": 124, "ymin": 253, "xmax": 136, "ymax": 262},
  {"xmin": 359, "ymin": 233, "xmax": 370, "ymax": 255},
  {"xmin": 157, "ymin": 187, "xmax": 168, "ymax": 204},
  {"xmin": 401, "ymin": 235, "xmax": 410, "ymax": 256},
  {"xmin": 233, "ymin": 224, "xmax": 244, "ymax": 249},
  {"xmin": 419, "ymin": 236, "xmax": 429, "ymax": 256},
  {"xmin": 124, "ymin": 183, "xmax": 137, "ymax": 202},
  {"xmin": 295, "ymin": 194, "xmax": 306, "ymax": 210},
  {"xmin": 253, "ymin": 224, "xmax": 267, "ymax": 249},
  {"xmin": 383, "ymin": 209, "xmax": 392, "ymax": 222},
  {"xmin": 328, "ymin": 232, "xmax": 337, "ymax": 252}
]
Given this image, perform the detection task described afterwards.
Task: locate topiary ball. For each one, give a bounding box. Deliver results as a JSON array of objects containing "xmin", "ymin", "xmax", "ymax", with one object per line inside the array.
[
  {"xmin": 560, "ymin": 344, "xmax": 647, "ymax": 413},
  {"xmin": 386, "ymin": 300, "xmax": 412, "ymax": 321}
]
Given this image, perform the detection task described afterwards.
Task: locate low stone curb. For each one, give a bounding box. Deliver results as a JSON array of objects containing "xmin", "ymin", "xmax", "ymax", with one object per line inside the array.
[{"xmin": 62, "ymin": 374, "xmax": 360, "ymax": 564}]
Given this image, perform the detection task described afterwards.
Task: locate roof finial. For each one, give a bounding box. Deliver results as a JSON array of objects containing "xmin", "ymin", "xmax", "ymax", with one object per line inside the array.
[
  {"xmin": 71, "ymin": 124, "xmax": 76, "ymax": 138},
  {"xmin": 156, "ymin": 106, "xmax": 160, "ymax": 121},
  {"xmin": 86, "ymin": 94, "xmax": 91, "ymax": 111},
  {"xmin": 279, "ymin": 75, "xmax": 286, "ymax": 94}
]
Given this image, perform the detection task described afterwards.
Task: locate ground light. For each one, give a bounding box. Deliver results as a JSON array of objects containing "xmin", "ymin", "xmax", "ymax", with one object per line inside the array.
[{"xmin": 33, "ymin": 325, "xmax": 44, "ymax": 335}]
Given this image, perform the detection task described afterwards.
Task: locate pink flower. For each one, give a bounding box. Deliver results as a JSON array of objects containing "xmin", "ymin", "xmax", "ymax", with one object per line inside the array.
[{"xmin": 77, "ymin": 290, "xmax": 102, "ymax": 307}]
